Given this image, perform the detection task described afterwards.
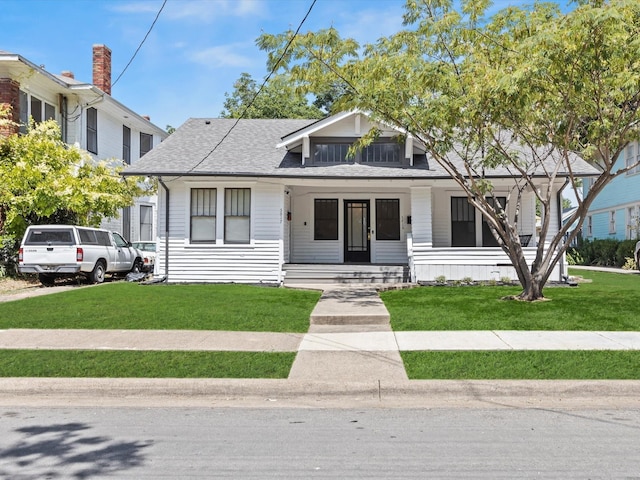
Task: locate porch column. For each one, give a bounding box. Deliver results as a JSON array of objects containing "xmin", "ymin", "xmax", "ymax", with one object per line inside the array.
[{"xmin": 410, "ymin": 186, "xmax": 432, "ymax": 246}]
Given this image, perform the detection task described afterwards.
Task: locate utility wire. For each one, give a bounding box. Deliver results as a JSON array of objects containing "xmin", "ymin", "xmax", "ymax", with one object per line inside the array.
[
  {"xmin": 181, "ymin": 0, "xmax": 317, "ymax": 176},
  {"xmin": 112, "ymin": 0, "xmax": 167, "ymax": 88}
]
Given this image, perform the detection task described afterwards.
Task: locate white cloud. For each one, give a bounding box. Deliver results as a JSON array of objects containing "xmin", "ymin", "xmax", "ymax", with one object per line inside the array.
[
  {"xmin": 109, "ymin": 0, "xmax": 266, "ymax": 22},
  {"xmin": 189, "ymin": 43, "xmax": 255, "ymax": 68}
]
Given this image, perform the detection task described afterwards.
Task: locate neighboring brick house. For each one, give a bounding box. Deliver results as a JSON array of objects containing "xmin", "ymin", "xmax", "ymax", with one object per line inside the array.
[
  {"xmin": 0, "ymin": 45, "xmax": 167, "ymax": 241},
  {"xmin": 582, "ymin": 142, "xmax": 640, "ymax": 242}
]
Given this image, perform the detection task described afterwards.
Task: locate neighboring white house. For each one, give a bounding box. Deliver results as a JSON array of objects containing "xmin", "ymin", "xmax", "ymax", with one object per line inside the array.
[
  {"xmin": 0, "ymin": 45, "xmax": 167, "ymax": 241},
  {"xmin": 123, "ymin": 111, "xmax": 600, "ymax": 284}
]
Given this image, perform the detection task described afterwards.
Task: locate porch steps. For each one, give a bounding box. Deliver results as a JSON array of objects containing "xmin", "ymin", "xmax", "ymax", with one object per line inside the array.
[
  {"xmin": 283, "ymin": 264, "xmax": 410, "ymax": 286},
  {"xmin": 309, "ymin": 287, "xmax": 391, "ymax": 326}
]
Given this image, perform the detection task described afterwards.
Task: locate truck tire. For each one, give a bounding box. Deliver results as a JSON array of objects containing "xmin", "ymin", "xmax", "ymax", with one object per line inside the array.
[
  {"xmin": 38, "ymin": 273, "xmax": 56, "ymax": 287},
  {"xmin": 90, "ymin": 261, "xmax": 106, "ymax": 284},
  {"xmin": 132, "ymin": 258, "xmax": 144, "ymax": 274}
]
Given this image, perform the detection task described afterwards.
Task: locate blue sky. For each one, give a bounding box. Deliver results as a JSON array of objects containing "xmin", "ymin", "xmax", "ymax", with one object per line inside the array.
[{"xmin": 1, "ymin": 0, "xmax": 415, "ymax": 130}]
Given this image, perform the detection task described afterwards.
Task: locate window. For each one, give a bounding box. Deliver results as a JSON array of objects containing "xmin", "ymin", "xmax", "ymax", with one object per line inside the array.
[
  {"xmin": 314, "ymin": 199, "xmax": 339, "ymax": 240},
  {"xmin": 123, "ymin": 126, "xmax": 131, "ymax": 164},
  {"xmin": 313, "ymin": 143, "xmax": 350, "ymax": 163},
  {"xmin": 363, "ymin": 143, "xmax": 401, "ymax": 163},
  {"xmin": 626, "ymin": 143, "xmax": 640, "ymax": 175},
  {"xmin": 140, "ymin": 133, "xmax": 153, "ymax": 157},
  {"xmin": 19, "ymin": 90, "xmax": 28, "ymax": 133},
  {"xmin": 225, "ymin": 188, "xmax": 251, "ymax": 244},
  {"xmin": 87, "ymin": 107, "xmax": 98, "ymax": 154},
  {"xmin": 451, "ymin": 197, "xmax": 476, "ymax": 247},
  {"xmin": 17, "ymin": 91, "xmax": 55, "ymax": 133},
  {"xmin": 44, "ymin": 102, "xmax": 55, "ymax": 121},
  {"xmin": 376, "ymin": 199, "xmax": 400, "ymax": 240},
  {"xmin": 609, "ymin": 211, "xmax": 616, "ymax": 234},
  {"xmin": 122, "ymin": 207, "xmax": 131, "ymax": 241},
  {"xmin": 628, "ymin": 206, "xmax": 639, "ymax": 240},
  {"xmin": 190, "ymin": 188, "xmax": 216, "ymax": 243},
  {"xmin": 30, "ymin": 97, "xmax": 42, "ymax": 123},
  {"xmin": 140, "ymin": 205, "xmax": 153, "ymax": 241},
  {"xmin": 482, "ymin": 197, "xmax": 506, "ymax": 247}
]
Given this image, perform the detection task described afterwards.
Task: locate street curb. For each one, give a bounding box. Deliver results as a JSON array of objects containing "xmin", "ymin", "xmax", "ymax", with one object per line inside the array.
[{"xmin": 1, "ymin": 378, "xmax": 639, "ymax": 409}]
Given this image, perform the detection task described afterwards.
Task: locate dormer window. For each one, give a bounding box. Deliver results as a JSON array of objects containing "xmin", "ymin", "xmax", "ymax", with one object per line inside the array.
[
  {"xmin": 310, "ymin": 138, "xmax": 405, "ymax": 166},
  {"xmin": 313, "ymin": 143, "xmax": 350, "ymax": 163},
  {"xmin": 362, "ymin": 143, "xmax": 401, "ymax": 163}
]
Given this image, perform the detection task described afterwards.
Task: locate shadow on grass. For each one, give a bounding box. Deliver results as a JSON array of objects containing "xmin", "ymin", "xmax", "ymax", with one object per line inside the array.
[{"xmin": 0, "ymin": 421, "xmax": 151, "ymax": 479}]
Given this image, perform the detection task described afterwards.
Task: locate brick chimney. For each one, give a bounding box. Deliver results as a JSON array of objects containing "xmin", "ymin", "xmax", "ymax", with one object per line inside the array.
[
  {"xmin": 92, "ymin": 44, "xmax": 111, "ymax": 95},
  {"xmin": 61, "ymin": 70, "xmax": 75, "ymax": 79},
  {"xmin": 0, "ymin": 78, "xmax": 20, "ymax": 136}
]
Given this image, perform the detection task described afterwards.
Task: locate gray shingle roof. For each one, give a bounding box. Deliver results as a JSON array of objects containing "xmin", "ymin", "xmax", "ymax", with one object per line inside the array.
[{"xmin": 123, "ymin": 117, "xmax": 601, "ymax": 179}]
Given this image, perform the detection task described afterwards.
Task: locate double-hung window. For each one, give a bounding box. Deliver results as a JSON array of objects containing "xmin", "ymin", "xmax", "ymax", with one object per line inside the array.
[
  {"xmin": 123, "ymin": 126, "xmax": 131, "ymax": 164},
  {"xmin": 626, "ymin": 142, "xmax": 640, "ymax": 175},
  {"xmin": 87, "ymin": 107, "xmax": 98, "ymax": 154},
  {"xmin": 314, "ymin": 199, "xmax": 339, "ymax": 240},
  {"xmin": 190, "ymin": 188, "xmax": 216, "ymax": 243},
  {"xmin": 609, "ymin": 210, "xmax": 616, "ymax": 234},
  {"xmin": 451, "ymin": 197, "xmax": 476, "ymax": 247},
  {"xmin": 375, "ymin": 199, "xmax": 400, "ymax": 240},
  {"xmin": 140, "ymin": 133, "xmax": 153, "ymax": 157},
  {"xmin": 140, "ymin": 205, "xmax": 153, "ymax": 241},
  {"xmin": 628, "ymin": 206, "xmax": 639, "ymax": 239},
  {"xmin": 224, "ymin": 188, "xmax": 251, "ymax": 244},
  {"xmin": 482, "ymin": 197, "xmax": 506, "ymax": 247}
]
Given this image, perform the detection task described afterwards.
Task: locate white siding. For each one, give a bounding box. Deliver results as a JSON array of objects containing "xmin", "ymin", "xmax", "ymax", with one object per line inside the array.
[
  {"xmin": 155, "ymin": 180, "xmax": 285, "ymax": 283},
  {"xmin": 411, "ymin": 246, "xmax": 562, "ymax": 282},
  {"xmin": 410, "ymin": 187, "xmax": 432, "ymax": 245}
]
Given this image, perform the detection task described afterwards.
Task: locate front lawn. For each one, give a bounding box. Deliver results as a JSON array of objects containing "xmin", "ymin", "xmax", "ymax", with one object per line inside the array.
[
  {"xmin": 0, "ymin": 350, "xmax": 295, "ymax": 378},
  {"xmin": 381, "ymin": 269, "xmax": 640, "ymax": 331},
  {"xmin": 402, "ymin": 350, "xmax": 640, "ymax": 379},
  {"xmin": 0, "ymin": 283, "xmax": 321, "ymax": 332}
]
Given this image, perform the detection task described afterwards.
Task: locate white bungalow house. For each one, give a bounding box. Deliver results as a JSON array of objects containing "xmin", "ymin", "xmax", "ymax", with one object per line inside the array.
[{"xmin": 123, "ymin": 111, "xmax": 599, "ymax": 285}]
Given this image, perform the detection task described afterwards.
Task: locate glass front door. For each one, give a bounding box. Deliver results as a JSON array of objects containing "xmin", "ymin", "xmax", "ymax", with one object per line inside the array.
[{"xmin": 344, "ymin": 200, "xmax": 370, "ymax": 263}]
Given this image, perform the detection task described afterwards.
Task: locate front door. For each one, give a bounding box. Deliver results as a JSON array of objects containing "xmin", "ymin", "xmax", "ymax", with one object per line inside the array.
[{"xmin": 344, "ymin": 200, "xmax": 371, "ymax": 263}]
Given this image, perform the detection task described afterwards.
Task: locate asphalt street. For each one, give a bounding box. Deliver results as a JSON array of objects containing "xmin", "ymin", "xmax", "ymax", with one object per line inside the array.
[{"xmin": 1, "ymin": 406, "xmax": 640, "ymax": 479}]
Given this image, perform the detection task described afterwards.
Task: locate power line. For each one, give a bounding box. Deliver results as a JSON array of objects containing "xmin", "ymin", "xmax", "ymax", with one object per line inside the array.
[
  {"xmin": 181, "ymin": 0, "xmax": 318, "ymax": 176},
  {"xmin": 112, "ymin": 0, "xmax": 167, "ymax": 88}
]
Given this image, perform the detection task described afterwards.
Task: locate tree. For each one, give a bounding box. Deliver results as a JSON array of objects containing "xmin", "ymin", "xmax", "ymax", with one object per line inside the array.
[
  {"xmin": 257, "ymin": 0, "xmax": 640, "ymax": 301},
  {"xmin": 220, "ymin": 72, "xmax": 324, "ymax": 119},
  {"xmin": 0, "ymin": 115, "xmax": 152, "ymax": 274}
]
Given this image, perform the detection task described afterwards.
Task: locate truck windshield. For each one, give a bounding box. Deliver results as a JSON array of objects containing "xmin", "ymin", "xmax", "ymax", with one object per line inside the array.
[{"xmin": 25, "ymin": 229, "xmax": 74, "ymax": 245}]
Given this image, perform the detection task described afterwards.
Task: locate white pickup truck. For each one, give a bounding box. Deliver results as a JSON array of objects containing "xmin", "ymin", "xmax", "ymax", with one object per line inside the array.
[{"xmin": 18, "ymin": 225, "xmax": 144, "ymax": 286}]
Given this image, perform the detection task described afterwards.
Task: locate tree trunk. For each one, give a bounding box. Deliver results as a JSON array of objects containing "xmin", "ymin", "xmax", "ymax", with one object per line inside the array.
[{"xmin": 518, "ymin": 277, "xmax": 545, "ymax": 301}]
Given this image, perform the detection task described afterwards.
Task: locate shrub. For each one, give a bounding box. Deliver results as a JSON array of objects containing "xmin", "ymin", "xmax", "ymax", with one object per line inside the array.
[
  {"xmin": 573, "ymin": 238, "xmax": 636, "ymax": 268},
  {"xmin": 622, "ymin": 257, "xmax": 637, "ymax": 271},
  {"xmin": 0, "ymin": 235, "xmax": 19, "ymax": 278},
  {"xmin": 434, "ymin": 275, "xmax": 447, "ymax": 285}
]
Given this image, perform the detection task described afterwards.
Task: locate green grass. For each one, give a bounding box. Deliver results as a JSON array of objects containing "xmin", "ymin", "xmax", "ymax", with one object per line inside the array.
[
  {"xmin": 402, "ymin": 351, "xmax": 640, "ymax": 379},
  {"xmin": 0, "ymin": 350, "xmax": 295, "ymax": 378},
  {"xmin": 0, "ymin": 283, "xmax": 321, "ymax": 332},
  {"xmin": 381, "ymin": 269, "xmax": 640, "ymax": 331}
]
